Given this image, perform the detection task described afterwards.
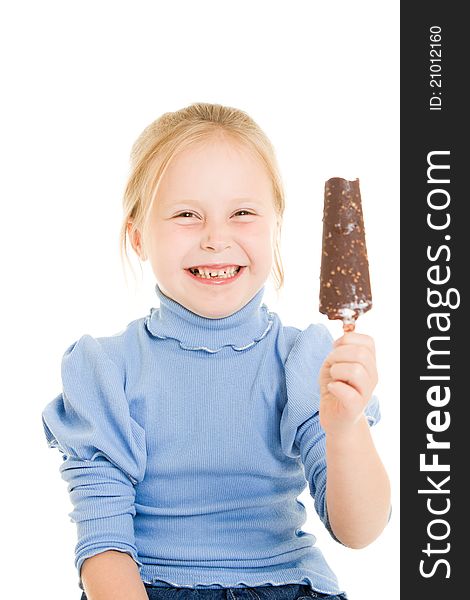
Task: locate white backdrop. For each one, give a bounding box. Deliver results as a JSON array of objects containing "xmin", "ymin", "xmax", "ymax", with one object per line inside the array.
[{"xmin": 1, "ymin": 2, "xmax": 399, "ymax": 599}]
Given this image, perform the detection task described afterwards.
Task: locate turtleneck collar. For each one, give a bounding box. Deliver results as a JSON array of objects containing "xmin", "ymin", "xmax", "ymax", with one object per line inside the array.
[{"xmin": 144, "ymin": 284, "xmax": 274, "ymax": 353}]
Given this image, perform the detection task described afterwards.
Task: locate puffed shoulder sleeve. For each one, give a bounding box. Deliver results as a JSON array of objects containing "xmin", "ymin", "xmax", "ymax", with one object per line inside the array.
[
  {"xmin": 280, "ymin": 323, "xmax": 380, "ymax": 541},
  {"xmin": 41, "ymin": 334, "xmax": 147, "ymax": 589}
]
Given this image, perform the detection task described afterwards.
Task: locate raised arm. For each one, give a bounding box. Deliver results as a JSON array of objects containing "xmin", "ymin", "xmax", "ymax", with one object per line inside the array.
[{"xmin": 319, "ymin": 331, "xmax": 391, "ymax": 548}]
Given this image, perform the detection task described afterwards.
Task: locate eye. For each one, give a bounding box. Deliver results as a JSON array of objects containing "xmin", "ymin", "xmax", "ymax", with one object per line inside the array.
[
  {"xmin": 233, "ymin": 210, "xmax": 254, "ymax": 217},
  {"xmin": 175, "ymin": 211, "xmax": 198, "ymax": 218}
]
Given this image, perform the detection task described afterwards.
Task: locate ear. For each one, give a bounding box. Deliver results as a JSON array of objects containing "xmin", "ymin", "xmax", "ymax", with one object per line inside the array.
[{"xmin": 127, "ymin": 221, "xmax": 147, "ymax": 261}]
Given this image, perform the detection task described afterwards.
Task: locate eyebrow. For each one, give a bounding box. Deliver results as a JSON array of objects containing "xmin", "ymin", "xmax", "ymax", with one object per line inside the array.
[
  {"xmin": 157, "ymin": 197, "xmax": 271, "ymax": 214},
  {"xmin": 170, "ymin": 197, "xmax": 262, "ymax": 204}
]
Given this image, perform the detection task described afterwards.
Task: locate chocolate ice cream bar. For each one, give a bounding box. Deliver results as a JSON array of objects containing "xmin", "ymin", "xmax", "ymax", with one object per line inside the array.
[{"xmin": 319, "ymin": 177, "xmax": 372, "ymax": 331}]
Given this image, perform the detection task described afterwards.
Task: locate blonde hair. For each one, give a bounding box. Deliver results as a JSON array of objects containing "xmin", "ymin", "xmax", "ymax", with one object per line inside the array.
[{"xmin": 120, "ymin": 102, "xmax": 285, "ymax": 290}]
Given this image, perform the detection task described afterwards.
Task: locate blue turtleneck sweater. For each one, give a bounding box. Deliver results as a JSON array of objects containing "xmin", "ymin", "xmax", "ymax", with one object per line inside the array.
[{"xmin": 41, "ymin": 285, "xmax": 380, "ymax": 594}]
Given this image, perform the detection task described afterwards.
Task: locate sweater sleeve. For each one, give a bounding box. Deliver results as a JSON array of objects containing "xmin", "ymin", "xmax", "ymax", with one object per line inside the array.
[
  {"xmin": 280, "ymin": 323, "xmax": 380, "ymax": 542},
  {"xmin": 41, "ymin": 334, "xmax": 147, "ymax": 590}
]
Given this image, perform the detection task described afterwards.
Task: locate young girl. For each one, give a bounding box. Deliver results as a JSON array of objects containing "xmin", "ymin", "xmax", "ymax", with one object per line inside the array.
[{"xmin": 42, "ymin": 103, "xmax": 390, "ymax": 600}]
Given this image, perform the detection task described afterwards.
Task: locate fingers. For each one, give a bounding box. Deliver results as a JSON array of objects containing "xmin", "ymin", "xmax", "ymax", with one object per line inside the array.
[
  {"xmin": 327, "ymin": 380, "xmax": 364, "ymax": 409},
  {"xmin": 322, "ymin": 333, "xmax": 379, "ymax": 402},
  {"xmin": 334, "ymin": 332, "xmax": 376, "ymax": 355},
  {"xmin": 324, "ymin": 343, "xmax": 378, "ymax": 385},
  {"xmin": 329, "ymin": 361, "xmax": 371, "ymax": 398}
]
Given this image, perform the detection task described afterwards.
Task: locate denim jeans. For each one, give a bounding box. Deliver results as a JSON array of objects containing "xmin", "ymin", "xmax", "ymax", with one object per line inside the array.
[{"xmin": 80, "ymin": 583, "xmax": 348, "ymax": 600}]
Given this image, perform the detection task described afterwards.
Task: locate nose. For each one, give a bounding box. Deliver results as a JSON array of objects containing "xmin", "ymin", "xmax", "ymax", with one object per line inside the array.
[{"xmin": 200, "ymin": 221, "xmax": 232, "ymax": 252}]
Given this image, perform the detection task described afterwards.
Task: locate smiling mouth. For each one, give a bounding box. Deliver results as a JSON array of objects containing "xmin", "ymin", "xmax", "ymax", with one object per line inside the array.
[{"xmin": 187, "ymin": 265, "xmax": 243, "ymax": 279}]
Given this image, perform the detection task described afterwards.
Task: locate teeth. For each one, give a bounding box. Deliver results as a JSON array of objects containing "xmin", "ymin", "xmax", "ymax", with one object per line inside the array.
[{"xmin": 189, "ymin": 266, "xmax": 241, "ymax": 279}]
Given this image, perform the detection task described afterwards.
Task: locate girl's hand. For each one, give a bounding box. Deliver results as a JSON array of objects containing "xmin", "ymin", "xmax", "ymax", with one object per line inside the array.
[{"xmin": 318, "ymin": 332, "xmax": 378, "ymax": 436}]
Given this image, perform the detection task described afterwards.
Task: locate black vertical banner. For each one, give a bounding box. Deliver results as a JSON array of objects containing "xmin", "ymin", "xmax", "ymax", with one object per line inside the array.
[{"xmin": 401, "ymin": 4, "xmax": 466, "ymax": 597}]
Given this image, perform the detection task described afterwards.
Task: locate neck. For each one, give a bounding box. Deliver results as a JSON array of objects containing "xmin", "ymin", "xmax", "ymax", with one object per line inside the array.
[{"xmin": 144, "ymin": 284, "xmax": 274, "ymax": 354}]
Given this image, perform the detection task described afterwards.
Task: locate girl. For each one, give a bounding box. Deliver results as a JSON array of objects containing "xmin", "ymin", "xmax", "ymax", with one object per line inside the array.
[{"xmin": 42, "ymin": 103, "xmax": 390, "ymax": 600}]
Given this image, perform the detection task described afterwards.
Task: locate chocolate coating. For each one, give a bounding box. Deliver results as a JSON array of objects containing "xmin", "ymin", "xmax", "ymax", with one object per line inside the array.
[{"xmin": 319, "ymin": 177, "xmax": 372, "ymax": 324}]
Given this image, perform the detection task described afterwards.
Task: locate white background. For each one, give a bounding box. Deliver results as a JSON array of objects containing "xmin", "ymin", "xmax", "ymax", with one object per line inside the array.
[{"xmin": 1, "ymin": 2, "xmax": 399, "ymax": 599}]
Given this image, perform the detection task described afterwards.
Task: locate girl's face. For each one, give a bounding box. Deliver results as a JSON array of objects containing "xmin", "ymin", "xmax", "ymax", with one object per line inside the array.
[{"xmin": 139, "ymin": 135, "xmax": 278, "ymax": 318}]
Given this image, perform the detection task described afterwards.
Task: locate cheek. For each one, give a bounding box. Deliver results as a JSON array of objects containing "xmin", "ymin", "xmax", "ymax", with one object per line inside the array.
[
  {"xmin": 242, "ymin": 220, "xmax": 274, "ymax": 241},
  {"xmin": 151, "ymin": 224, "xmax": 193, "ymax": 254},
  {"xmin": 241, "ymin": 223, "xmax": 275, "ymax": 263}
]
